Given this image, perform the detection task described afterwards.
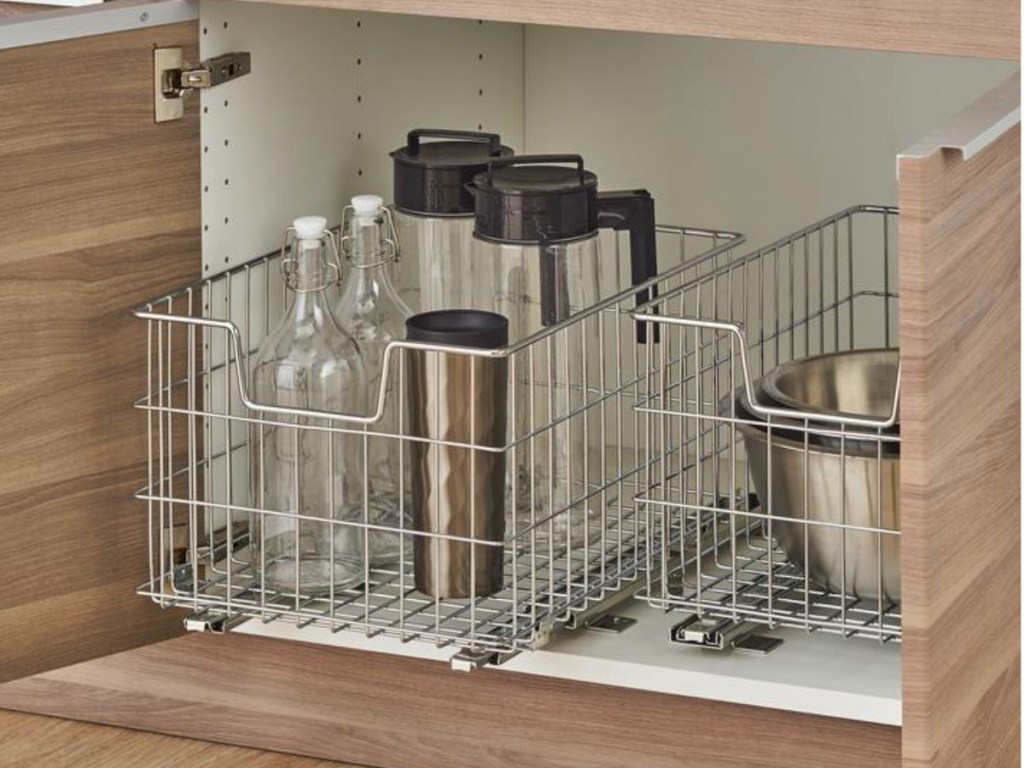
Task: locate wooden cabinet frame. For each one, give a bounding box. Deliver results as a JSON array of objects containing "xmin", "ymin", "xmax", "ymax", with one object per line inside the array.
[
  {"xmin": 234, "ymin": 0, "xmax": 1019, "ymax": 59},
  {"xmin": 0, "ymin": 7, "xmax": 1019, "ymax": 768},
  {"xmin": 898, "ymin": 77, "xmax": 1021, "ymax": 768}
]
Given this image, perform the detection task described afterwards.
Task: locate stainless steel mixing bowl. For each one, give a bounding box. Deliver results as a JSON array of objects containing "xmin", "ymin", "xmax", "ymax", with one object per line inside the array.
[
  {"xmin": 761, "ymin": 348, "xmax": 900, "ymax": 426},
  {"xmin": 726, "ymin": 350, "xmax": 902, "ymax": 603}
]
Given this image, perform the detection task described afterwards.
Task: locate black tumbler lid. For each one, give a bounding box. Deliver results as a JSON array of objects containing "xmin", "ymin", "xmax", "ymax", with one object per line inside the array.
[
  {"xmin": 406, "ymin": 310, "xmax": 509, "ymax": 349},
  {"xmin": 391, "ymin": 129, "xmax": 513, "ymax": 216},
  {"xmin": 469, "ymin": 154, "xmax": 599, "ymax": 243}
]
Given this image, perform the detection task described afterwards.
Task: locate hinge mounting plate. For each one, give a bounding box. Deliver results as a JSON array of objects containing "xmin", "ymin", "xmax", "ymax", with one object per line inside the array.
[{"xmin": 154, "ymin": 47, "xmax": 251, "ymax": 123}]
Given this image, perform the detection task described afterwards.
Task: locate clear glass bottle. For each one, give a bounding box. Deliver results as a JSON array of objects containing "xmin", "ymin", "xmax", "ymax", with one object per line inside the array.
[
  {"xmin": 335, "ymin": 195, "xmax": 413, "ymax": 567},
  {"xmin": 250, "ymin": 216, "xmax": 367, "ymax": 595}
]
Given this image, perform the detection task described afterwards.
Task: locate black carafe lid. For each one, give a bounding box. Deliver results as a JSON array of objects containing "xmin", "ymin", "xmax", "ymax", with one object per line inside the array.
[
  {"xmin": 391, "ymin": 129, "xmax": 513, "ymax": 216},
  {"xmin": 469, "ymin": 155, "xmax": 599, "ymax": 243},
  {"xmin": 469, "ymin": 154, "xmax": 661, "ymax": 345}
]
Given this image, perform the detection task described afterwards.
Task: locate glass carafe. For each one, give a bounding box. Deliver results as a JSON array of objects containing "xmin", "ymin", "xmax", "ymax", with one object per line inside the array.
[
  {"xmin": 335, "ymin": 195, "xmax": 413, "ymax": 567},
  {"xmin": 468, "ymin": 155, "xmax": 658, "ymax": 551},
  {"xmin": 250, "ymin": 216, "xmax": 367, "ymax": 595},
  {"xmin": 390, "ymin": 129, "xmax": 513, "ymax": 312}
]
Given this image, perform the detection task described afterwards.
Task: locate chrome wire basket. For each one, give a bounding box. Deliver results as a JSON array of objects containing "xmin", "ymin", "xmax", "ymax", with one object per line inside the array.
[
  {"xmin": 135, "ymin": 223, "xmax": 743, "ymax": 660},
  {"xmin": 633, "ymin": 205, "xmax": 901, "ymax": 643}
]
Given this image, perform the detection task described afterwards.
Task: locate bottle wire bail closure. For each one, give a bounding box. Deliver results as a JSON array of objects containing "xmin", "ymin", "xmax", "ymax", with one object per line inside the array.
[
  {"xmin": 278, "ymin": 223, "xmax": 343, "ymax": 292},
  {"xmin": 338, "ymin": 203, "xmax": 401, "ymax": 269}
]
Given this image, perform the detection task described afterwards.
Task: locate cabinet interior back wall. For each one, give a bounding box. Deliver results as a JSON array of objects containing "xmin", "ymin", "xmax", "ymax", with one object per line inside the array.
[{"xmin": 201, "ymin": 0, "xmax": 1016, "ymax": 275}]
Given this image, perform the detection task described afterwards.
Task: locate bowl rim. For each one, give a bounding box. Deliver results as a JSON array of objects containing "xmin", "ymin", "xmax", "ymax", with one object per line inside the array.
[
  {"xmin": 760, "ymin": 348, "xmax": 901, "ymax": 427},
  {"xmin": 719, "ymin": 388, "xmax": 901, "ymax": 459}
]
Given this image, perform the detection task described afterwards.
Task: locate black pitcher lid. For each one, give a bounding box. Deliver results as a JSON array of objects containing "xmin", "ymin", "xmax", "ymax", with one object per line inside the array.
[
  {"xmin": 391, "ymin": 129, "xmax": 513, "ymax": 216},
  {"xmin": 469, "ymin": 155, "xmax": 600, "ymax": 243}
]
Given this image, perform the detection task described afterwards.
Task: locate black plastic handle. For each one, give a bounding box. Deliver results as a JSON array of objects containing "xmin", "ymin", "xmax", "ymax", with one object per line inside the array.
[
  {"xmin": 597, "ymin": 190, "xmax": 659, "ymax": 343},
  {"xmin": 407, "ymin": 128, "xmax": 502, "ymax": 157},
  {"xmin": 486, "ymin": 154, "xmax": 586, "ymax": 184}
]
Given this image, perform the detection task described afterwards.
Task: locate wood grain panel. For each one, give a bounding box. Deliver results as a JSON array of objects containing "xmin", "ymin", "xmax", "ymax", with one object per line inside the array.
[
  {"xmin": 0, "ymin": 710, "xmax": 365, "ymax": 768},
  {"xmin": 0, "ymin": 24, "xmax": 199, "ymax": 681},
  {"xmin": 0, "ymin": 633, "xmax": 902, "ymax": 768},
  {"xmin": 898, "ymin": 121, "xmax": 1020, "ymax": 766},
  {"xmin": 0, "ymin": 3, "xmax": 50, "ymax": 17},
  {"xmin": 232, "ymin": 0, "xmax": 1018, "ymax": 59}
]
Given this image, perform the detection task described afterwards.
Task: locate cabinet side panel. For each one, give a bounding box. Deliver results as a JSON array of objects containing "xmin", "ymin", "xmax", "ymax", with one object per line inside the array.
[
  {"xmin": 899, "ymin": 128, "xmax": 1021, "ymax": 767},
  {"xmin": 0, "ymin": 634, "xmax": 901, "ymax": 768},
  {"xmin": 0, "ymin": 23, "xmax": 200, "ymax": 681}
]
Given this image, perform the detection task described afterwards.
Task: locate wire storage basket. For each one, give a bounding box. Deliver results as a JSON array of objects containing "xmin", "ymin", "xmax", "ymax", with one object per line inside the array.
[
  {"xmin": 135, "ymin": 223, "xmax": 743, "ymax": 659},
  {"xmin": 634, "ymin": 205, "xmax": 901, "ymax": 644}
]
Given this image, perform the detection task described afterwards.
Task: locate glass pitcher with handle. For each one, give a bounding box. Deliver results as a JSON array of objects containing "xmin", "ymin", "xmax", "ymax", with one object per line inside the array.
[
  {"xmin": 467, "ymin": 154, "xmax": 657, "ymax": 552},
  {"xmin": 390, "ymin": 128, "xmax": 513, "ymax": 312}
]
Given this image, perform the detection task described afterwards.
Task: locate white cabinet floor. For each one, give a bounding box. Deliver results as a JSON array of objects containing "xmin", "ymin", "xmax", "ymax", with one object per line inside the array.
[{"xmin": 238, "ymin": 597, "xmax": 901, "ymax": 726}]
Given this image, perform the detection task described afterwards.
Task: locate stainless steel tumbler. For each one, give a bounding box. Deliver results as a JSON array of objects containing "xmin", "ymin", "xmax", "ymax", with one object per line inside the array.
[{"xmin": 406, "ymin": 310, "xmax": 508, "ymax": 599}]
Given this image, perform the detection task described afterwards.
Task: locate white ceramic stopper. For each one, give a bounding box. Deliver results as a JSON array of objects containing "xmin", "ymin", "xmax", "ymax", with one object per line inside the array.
[
  {"xmin": 292, "ymin": 215, "xmax": 328, "ymax": 240},
  {"xmin": 351, "ymin": 194, "xmax": 384, "ymax": 222}
]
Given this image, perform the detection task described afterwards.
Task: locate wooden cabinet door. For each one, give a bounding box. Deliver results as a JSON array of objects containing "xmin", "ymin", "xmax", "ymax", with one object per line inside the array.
[
  {"xmin": 899, "ymin": 73, "xmax": 1021, "ymax": 768},
  {"xmin": 0, "ymin": 21, "xmax": 200, "ymax": 682}
]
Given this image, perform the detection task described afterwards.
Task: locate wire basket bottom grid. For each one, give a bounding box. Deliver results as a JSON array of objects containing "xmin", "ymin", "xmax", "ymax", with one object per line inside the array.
[
  {"xmin": 643, "ymin": 523, "xmax": 902, "ymax": 644},
  {"xmin": 138, "ymin": 509, "xmax": 645, "ymax": 653}
]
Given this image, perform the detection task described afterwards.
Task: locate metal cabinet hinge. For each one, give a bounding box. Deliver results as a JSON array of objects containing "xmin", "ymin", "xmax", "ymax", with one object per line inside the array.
[{"xmin": 154, "ymin": 47, "xmax": 251, "ymax": 123}]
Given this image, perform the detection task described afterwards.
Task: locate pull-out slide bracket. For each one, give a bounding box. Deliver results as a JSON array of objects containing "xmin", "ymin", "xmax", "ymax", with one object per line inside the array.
[{"xmin": 670, "ymin": 615, "xmax": 783, "ymax": 655}]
